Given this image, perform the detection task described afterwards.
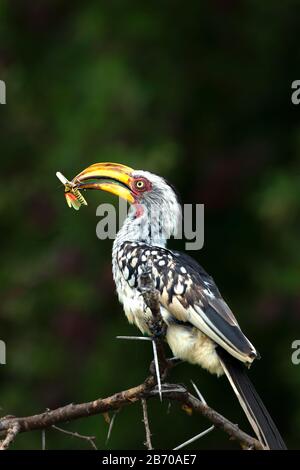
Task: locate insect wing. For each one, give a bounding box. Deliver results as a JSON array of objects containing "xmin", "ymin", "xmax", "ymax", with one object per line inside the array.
[{"xmin": 65, "ymin": 191, "xmax": 81, "ymax": 210}]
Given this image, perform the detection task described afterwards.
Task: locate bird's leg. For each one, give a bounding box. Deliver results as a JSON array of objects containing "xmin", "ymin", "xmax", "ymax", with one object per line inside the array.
[
  {"xmin": 138, "ymin": 267, "xmax": 169, "ymax": 401},
  {"xmin": 147, "ymin": 316, "xmax": 167, "ymax": 339}
]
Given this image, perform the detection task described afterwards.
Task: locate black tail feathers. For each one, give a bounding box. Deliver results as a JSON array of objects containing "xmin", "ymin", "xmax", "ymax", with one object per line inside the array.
[{"xmin": 217, "ymin": 348, "xmax": 286, "ymax": 450}]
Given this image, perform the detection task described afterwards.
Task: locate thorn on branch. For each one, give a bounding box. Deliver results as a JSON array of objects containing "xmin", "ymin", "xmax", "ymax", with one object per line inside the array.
[
  {"xmin": 106, "ymin": 411, "xmax": 118, "ymax": 444},
  {"xmin": 42, "ymin": 429, "xmax": 46, "ymax": 450},
  {"xmin": 52, "ymin": 425, "xmax": 98, "ymax": 450},
  {"xmin": 173, "ymin": 425, "xmax": 215, "ymax": 450},
  {"xmin": 191, "ymin": 380, "xmax": 208, "ymax": 405}
]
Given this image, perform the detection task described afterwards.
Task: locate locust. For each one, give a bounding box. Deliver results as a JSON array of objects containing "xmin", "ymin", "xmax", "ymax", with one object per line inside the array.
[{"xmin": 56, "ymin": 171, "xmax": 87, "ymax": 210}]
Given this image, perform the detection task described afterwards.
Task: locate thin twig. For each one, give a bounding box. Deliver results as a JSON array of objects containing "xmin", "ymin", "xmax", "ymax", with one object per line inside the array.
[
  {"xmin": 52, "ymin": 425, "xmax": 97, "ymax": 450},
  {"xmin": 141, "ymin": 399, "xmax": 153, "ymax": 450}
]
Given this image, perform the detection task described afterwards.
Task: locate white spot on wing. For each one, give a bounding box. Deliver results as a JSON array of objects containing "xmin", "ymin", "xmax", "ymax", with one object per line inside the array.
[
  {"xmin": 137, "ymin": 266, "xmax": 144, "ymax": 275},
  {"xmin": 128, "ymin": 276, "xmax": 135, "ymax": 287},
  {"xmin": 203, "ymin": 289, "xmax": 214, "ymax": 299},
  {"xmin": 123, "ymin": 266, "xmax": 129, "ymax": 280},
  {"xmin": 174, "ymin": 282, "xmax": 185, "ymax": 295}
]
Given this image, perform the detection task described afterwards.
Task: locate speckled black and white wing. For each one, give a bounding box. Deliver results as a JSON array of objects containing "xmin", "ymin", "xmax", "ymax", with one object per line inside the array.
[{"xmin": 115, "ymin": 242, "xmax": 258, "ymax": 364}]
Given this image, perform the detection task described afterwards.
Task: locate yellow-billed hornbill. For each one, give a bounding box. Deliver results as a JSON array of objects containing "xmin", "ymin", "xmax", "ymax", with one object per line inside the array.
[{"xmin": 58, "ymin": 162, "xmax": 286, "ymax": 450}]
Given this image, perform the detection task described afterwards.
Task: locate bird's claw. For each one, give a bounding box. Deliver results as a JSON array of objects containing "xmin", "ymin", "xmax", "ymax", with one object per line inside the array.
[{"xmin": 148, "ymin": 319, "xmax": 167, "ymax": 339}]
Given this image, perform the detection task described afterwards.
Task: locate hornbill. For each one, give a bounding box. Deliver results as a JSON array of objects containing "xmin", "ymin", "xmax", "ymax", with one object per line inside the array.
[{"xmin": 58, "ymin": 162, "xmax": 286, "ymax": 450}]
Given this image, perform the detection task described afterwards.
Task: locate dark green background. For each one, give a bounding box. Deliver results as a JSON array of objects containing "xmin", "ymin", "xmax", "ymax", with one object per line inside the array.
[{"xmin": 0, "ymin": 0, "xmax": 299, "ymax": 449}]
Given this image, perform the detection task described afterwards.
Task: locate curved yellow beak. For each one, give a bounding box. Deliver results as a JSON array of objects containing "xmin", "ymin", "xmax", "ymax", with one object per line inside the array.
[{"xmin": 72, "ymin": 162, "xmax": 135, "ymax": 204}]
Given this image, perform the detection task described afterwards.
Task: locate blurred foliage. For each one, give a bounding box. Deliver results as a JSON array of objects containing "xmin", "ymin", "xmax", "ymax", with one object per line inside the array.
[{"xmin": 0, "ymin": 0, "xmax": 300, "ymax": 449}]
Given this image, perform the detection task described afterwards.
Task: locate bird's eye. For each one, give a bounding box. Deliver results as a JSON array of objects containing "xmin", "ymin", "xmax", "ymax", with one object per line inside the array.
[{"xmin": 135, "ymin": 180, "xmax": 145, "ymax": 190}]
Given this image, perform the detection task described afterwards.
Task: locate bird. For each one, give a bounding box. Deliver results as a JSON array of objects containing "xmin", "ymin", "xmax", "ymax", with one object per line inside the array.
[{"xmin": 62, "ymin": 161, "xmax": 286, "ymax": 450}]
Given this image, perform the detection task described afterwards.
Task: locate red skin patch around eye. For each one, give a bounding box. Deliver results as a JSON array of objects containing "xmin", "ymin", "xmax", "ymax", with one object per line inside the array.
[
  {"xmin": 130, "ymin": 178, "xmax": 152, "ymax": 216},
  {"xmin": 131, "ymin": 178, "xmax": 152, "ymax": 195}
]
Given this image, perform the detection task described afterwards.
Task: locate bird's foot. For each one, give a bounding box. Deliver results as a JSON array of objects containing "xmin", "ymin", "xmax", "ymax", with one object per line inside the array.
[{"xmin": 148, "ymin": 318, "xmax": 167, "ymax": 339}]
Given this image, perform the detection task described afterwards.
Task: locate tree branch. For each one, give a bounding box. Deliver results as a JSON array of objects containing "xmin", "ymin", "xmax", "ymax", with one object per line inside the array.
[
  {"xmin": 0, "ymin": 422, "xmax": 20, "ymax": 450},
  {"xmin": 0, "ymin": 377, "xmax": 262, "ymax": 450},
  {"xmin": 0, "ymin": 273, "xmax": 263, "ymax": 450}
]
